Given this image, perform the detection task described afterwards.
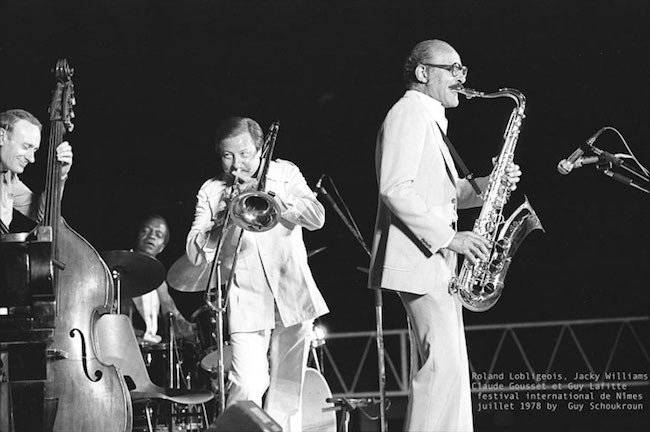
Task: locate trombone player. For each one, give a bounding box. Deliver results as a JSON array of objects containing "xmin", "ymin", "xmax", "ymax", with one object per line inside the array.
[{"xmin": 185, "ymin": 117, "xmax": 328, "ymax": 431}]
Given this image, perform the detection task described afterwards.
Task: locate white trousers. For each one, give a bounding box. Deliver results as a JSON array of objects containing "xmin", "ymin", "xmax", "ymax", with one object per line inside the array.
[
  {"xmin": 227, "ymin": 319, "xmax": 313, "ymax": 432},
  {"xmin": 400, "ymin": 288, "xmax": 473, "ymax": 432}
]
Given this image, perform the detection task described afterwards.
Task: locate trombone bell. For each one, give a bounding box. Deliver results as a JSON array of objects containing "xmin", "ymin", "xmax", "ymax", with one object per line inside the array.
[{"xmin": 229, "ymin": 191, "xmax": 281, "ymax": 232}]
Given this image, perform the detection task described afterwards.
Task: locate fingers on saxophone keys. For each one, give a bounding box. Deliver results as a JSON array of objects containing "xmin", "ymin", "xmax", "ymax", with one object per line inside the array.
[
  {"xmin": 506, "ymin": 163, "xmax": 522, "ymax": 190},
  {"xmin": 465, "ymin": 234, "xmax": 490, "ymax": 264},
  {"xmin": 465, "ymin": 253, "xmax": 479, "ymax": 266},
  {"xmin": 470, "ymin": 232, "xmax": 491, "ymax": 249},
  {"xmin": 472, "ymin": 244, "xmax": 489, "ymax": 262}
]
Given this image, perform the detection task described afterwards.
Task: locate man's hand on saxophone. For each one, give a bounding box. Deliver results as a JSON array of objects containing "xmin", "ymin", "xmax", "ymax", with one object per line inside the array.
[
  {"xmin": 448, "ymin": 162, "xmax": 521, "ymax": 265},
  {"xmin": 447, "ymin": 232, "xmax": 491, "ymax": 266},
  {"xmin": 491, "ymin": 158, "xmax": 523, "ymax": 191},
  {"xmin": 505, "ymin": 162, "xmax": 522, "ymax": 191}
]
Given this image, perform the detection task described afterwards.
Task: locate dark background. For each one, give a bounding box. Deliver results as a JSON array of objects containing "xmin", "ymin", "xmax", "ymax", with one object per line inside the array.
[{"xmin": 2, "ymin": 0, "xmax": 648, "ymax": 430}]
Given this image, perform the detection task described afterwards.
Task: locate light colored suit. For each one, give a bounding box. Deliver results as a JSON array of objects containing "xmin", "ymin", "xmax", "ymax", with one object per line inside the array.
[
  {"xmin": 186, "ymin": 159, "xmax": 329, "ymax": 333},
  {"xmin": 369, "ymin": 90, "xmax": 484, "ymax": 295},
  {"xmin": 369, "ymin": 90, "xmax": 486, "ymax": 432},
  {"xmin": 186, "ymin": 158, "xmax": 328, "ymax": 431}
]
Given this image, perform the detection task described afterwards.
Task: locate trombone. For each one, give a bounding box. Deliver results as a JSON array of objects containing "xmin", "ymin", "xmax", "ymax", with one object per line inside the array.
[
  {"xmin": 229, "ymin": 121, "xmax": 281, "ymax": 232},
  {"xmin": 204, "ymin": 121, "xmax": 281, "ymax": 413}
]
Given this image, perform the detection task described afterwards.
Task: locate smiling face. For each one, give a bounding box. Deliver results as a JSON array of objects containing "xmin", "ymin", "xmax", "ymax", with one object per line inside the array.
[
  {"xmin": 135, "ymin": 217, "xmax": 169, "ymax": 257},
  {"xmin": 413, "ymin": 41, "xmax": 467, "ymax": 108},
  {"xmin": 0, "ymin": 119, "xmax": 41, "ymax": 174}
]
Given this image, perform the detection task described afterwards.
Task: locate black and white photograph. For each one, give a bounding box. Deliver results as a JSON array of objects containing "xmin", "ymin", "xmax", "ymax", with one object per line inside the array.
[{"xmin": 1, "ymin": 1, "xmax": 648, "ymax": 431}]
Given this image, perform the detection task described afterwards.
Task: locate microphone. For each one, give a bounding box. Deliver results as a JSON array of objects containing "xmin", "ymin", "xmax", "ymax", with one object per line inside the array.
[
  {"xmin": 573, "ymin": 156, "xmax": 600, "ymax": 169},
  {"xmin": 562, "ymin": 153, "xmax": 629, "ymax": 173},
  {"xmin": 557, "ymin": 128, "xmax": 605, "ymax": 175},
  {"xmin": 557, "ymin": 148, "xmax": 584, "ymax": 175},
  {"xmin": 314, "ymin": 174, "xmax": 326, "ymax": 194}
]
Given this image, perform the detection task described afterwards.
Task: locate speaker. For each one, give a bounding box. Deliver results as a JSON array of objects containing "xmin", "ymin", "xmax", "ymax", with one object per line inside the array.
[{"xmin": 207, "ymin": 400, "xmax": 282, "ymax": 432}]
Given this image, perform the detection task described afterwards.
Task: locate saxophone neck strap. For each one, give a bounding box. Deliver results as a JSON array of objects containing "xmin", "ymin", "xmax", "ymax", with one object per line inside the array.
[{"xmin": 436, "ymin": 123, "xmax": 482, "ymax": 196}]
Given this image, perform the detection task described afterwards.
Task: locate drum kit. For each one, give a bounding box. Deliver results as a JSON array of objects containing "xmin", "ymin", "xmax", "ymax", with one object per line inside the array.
[
  {"xmin": 99, "ymin": 250, "xmax": 226, "ymax": 389},
  {"xmin": 100, "ymin": 249, "xmax": 339, "ymax": 431}
]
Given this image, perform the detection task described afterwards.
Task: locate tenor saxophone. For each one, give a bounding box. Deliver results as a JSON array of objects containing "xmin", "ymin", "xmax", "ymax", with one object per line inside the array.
[{"xmin": 448, "ymin": 85, "xmax": 544, "ymax": 312}]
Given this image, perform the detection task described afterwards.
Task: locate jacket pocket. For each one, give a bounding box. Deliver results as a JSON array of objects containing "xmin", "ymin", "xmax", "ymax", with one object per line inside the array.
[{"xmin": 383, "ymin": 228, "xmax": 424, "ymax": 271}]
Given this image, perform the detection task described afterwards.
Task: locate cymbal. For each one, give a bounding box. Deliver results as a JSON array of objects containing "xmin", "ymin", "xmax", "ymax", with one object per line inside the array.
[
  {"xmin": 100, "ymin": 250, "xmax": 165, "ymax": 298},
  {"xmin": 166, "ymin": 254, "xmax": 211, "ymax": 293}
]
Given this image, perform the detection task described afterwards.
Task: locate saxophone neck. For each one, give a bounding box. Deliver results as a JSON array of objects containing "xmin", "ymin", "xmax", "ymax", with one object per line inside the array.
[
  {"xmin": 450, "ymin": 84, "xmax": 483, "ymax": 99},
  {"xmin": 451, "ymin": 85, "xmax": 526, "ymax": 110}
]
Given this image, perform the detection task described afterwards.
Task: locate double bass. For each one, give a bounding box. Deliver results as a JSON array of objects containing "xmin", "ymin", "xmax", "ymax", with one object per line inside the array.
[{"xmin": 44, "ymin": 60, "xmax": 132, "ymax": 431}]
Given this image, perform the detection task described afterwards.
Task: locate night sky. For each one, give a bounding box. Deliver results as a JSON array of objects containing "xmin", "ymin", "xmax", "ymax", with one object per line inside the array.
[{"xmin": 2, "ymin": 0, "xmax": 648, "ymax": 429}]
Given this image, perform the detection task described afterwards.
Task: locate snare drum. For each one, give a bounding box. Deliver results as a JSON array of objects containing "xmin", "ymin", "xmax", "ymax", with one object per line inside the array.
[{"xmin": 191, "ymin": 305, "xmax": 232, "ymax": 373}]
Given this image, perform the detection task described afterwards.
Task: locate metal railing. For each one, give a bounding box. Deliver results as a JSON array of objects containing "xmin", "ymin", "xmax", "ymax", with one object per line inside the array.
[{"xmin": 316, "ymin": 316, "xmax": 649, "ymax": 398}]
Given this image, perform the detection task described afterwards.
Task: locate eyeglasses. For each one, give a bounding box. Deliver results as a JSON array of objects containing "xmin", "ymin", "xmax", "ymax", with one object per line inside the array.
[{"xmin": 421, "ymin": 62, "xmax": 468, "ymax": 77}]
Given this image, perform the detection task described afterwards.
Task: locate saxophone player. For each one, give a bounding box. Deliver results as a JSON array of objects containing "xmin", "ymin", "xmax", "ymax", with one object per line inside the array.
[{"xmin": 368, "ymin": 40, "xmax": 521, "ymax": 431}]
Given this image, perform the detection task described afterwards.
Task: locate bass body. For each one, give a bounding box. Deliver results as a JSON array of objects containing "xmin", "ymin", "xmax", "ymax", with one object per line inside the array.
[{"xmin": 43, "ymin": 59, "xmax": 132, "ymax": 432}]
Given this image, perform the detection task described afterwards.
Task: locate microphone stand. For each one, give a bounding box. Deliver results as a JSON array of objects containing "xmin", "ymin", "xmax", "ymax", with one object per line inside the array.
[
  {"xmin": 317, "ymin": 175, "xmax": 387, "ymax": 432},
  {"xmin": 595, "ymin": 163, "xmax": 650, "ymax": 194},
  {"xmin": 203, "ymin": 189, "xmax": 238, "ymax": 415},
  {"xmin": 586, "ymin": 143, "xmax": 650, "ymax": 194},
  {"xmin": 204, "ymin": 238, "xmax": 226, "ymax": 415},
  {"xmin": 326, "ymin": 397, "xmax": 381, "ymax": 432}
]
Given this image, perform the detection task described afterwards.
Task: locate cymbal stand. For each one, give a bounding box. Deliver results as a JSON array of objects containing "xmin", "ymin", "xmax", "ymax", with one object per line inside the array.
[
  {"xmin": 168, "ymin": 313, "xmax": 178, "ymax": 389},
  {"xmin": 316, "ymin": 175, "xmax": 387, "ymax": 432},
  {"xmin": 167, "ymin": 313, "xmax": 203, "ymax": 431},
  {"xmin": 110, "ymin": 268, "xmax": 123, "ymax": 314},
  {"xmin": 167, "ymin": 312, "xmax": 177, "ymax": 431},
  {"xmin": 308, "ymin": 324, "xmax": 326, "ymax": 374}
]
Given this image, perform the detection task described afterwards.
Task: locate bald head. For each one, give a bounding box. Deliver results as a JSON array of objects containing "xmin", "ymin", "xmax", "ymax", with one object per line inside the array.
[{"xmin": 403, "ymin": 39, "xmax": 458, "ymax": 88}]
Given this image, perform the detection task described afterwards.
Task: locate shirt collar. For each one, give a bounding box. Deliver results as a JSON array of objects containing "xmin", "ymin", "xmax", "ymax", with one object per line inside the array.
[{"xmin": 405, "ymin": 89, "xmax": 448, "ymax": 132}]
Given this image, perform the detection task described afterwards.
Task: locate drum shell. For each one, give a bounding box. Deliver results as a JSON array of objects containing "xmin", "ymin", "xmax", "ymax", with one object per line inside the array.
[{"xmin": 191, "ymin": 306, "xmax": 232, "ymax": 373}]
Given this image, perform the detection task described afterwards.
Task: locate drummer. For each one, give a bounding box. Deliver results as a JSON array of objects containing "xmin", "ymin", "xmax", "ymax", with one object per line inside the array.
[{"xmin": 131, "ymin": 215, "xmax": 194, "ymax": 343}]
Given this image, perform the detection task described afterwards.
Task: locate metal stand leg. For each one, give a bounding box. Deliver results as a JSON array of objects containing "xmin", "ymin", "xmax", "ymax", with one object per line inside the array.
[
  {"xmin": 200, "ymin": 403, "xmax": 209, "ymax": 428},
  {"xmin": 338, "ymin": 410, "xmax": 350, "ymax": 432},
  {"xmin": 374, "ymin": 290, "xmax": 387, "ymax": 432},
  {"xmin": 144, "ymin": 403, "xmax": 154, "ymax": 432},
  {"xmin": 0, "ymin": 380, "xmax": 14, "ymax": 432}
]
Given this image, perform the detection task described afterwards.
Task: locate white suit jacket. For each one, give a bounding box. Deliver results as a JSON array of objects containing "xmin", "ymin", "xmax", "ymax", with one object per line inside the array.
[
  {"xmin": 186, "ymin": 159, "xmax": 329, "ymax": 333},
  {"xmin": 369, "ymin": 90, "xmax": 486, "ymax": 295}
]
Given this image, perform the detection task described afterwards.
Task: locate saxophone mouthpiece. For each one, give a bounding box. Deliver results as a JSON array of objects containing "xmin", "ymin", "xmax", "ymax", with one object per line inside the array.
[{"xmin": 450, "ymin": 84, "xmax": 482, "ymax": 99}]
